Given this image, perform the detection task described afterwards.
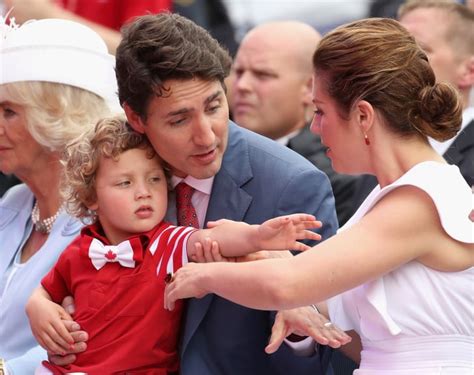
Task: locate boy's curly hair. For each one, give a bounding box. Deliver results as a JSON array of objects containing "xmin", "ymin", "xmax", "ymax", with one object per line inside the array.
[{"xmin": 61, "ymin": 114, "xmax": 157, "ymax": 221}]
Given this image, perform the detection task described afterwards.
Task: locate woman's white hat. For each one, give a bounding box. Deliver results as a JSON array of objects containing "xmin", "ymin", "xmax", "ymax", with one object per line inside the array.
[{"xmin": 0, "ymin": 18, "xmax": 118, "ymax": 105}]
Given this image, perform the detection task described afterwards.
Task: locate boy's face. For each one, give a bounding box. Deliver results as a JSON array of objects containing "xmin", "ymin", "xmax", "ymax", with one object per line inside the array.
[{"xmin": 89, "ymin": 148, "xmax": 168, "ymax": 244}]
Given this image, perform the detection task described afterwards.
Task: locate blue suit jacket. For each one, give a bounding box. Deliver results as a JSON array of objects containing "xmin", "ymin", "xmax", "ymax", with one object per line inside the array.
[{"xmin": 179, "ymin": 122, "xmax": 338, "ymax": 375}]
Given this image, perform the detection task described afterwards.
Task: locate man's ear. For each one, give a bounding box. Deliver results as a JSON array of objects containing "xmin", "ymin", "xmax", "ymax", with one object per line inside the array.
[
  {"xmin": 458, "ymin": 55, "xmax": 474, "ymax": 90},
  {"xmin": 124, "ymin": 102, "xmax": 146, "ymax": 134},
  {"xmin": 302, "ymin": 76, "xmax": 313, "ymax": 105},
  {"xmin": 355, "ymin": 100, "xmax": 375, "ymax": 134}
]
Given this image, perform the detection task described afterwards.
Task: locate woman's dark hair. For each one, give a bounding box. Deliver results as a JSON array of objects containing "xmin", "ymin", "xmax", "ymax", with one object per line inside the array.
[{"xmin": 313, "ymin": 17, "xmax": 462, "ymax": 141}]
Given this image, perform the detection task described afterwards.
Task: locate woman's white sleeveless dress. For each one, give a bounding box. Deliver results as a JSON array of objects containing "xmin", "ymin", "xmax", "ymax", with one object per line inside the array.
[{"xmin": 328, "ymin": 161, "xmax": 474, "ymax": 374}]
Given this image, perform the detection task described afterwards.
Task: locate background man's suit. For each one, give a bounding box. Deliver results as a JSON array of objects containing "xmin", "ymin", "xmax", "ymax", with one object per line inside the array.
[
  {"xmin": 444, "ymin": 120, "xmax": 473, "ymax": 187},
  {"xmin": 179, "ymin": 122, "xmax": 338, "ymax": 375}
]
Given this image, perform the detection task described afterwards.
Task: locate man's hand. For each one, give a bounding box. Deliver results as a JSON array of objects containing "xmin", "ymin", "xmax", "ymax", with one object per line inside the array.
[
  {"xmin": 191, "ymin": 237, "xmax": 289, "ymax": 263},
  {"xmin": 190, "ymin": 238, "xmax": 237, "ymax": 263},
  {"xmin": 266, "ymin": 306, "xmax": 351, "ymax": 354}
]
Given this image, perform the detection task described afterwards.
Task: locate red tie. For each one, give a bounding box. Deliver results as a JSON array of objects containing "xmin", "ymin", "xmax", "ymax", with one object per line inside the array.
[{"xmin": 175, "ymin": 182, "xmax": 199, "ymax": 228}]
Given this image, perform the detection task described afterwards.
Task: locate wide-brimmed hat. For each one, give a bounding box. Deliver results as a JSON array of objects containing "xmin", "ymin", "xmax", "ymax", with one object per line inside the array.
[{"xmin": 0, "ymin": 17, "xmax": 118, "ymax": 105}]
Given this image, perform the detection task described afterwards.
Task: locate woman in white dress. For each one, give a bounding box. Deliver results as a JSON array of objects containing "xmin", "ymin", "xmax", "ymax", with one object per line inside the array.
[{"xmin": 164, "ymin": 18, "xmax": 474, "ymax": 374}]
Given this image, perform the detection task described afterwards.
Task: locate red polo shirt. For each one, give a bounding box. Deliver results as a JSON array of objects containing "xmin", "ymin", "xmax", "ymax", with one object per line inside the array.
[{"xmin": 42, "ymin": 221, "xmax": 196, "ymax": 374}]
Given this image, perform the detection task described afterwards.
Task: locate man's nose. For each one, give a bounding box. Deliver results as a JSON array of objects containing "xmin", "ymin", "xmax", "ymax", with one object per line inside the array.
[
  {"xmin": 235, "ymin": 71, "xmax": 252, "ymax": 92},
  {"xmin": 192, "ymin": 116, "xmax": 216, "ymax": 147}
]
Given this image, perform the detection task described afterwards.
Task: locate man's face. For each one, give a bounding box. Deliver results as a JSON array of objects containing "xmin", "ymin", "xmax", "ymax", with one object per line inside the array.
[
  {"xmin": 400, "ymin": 8, "xmax": 463, "ymax": 88},
  {"xmin": 231, "ymin": 34, "xmax": 310, "ymax": 140},
  {"xmin": 126, "ymin": 78, "xmax": 229, "ymax": 179}
]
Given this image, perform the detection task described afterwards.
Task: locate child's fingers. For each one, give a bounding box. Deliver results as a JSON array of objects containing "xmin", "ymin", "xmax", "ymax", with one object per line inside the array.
[
  {"xmin": 62, "ymin": 319, "xmax": 81, "ymax": 333},
  {"xmin": 303, "ymin": 230, "xmax": 322, "ymax": 241},
  {"xmin": 304, "ymin": 220, "xmax": 322, "ymax": 229},
  {"xmin": 70, "ymin": 341, "xmax": 87, "ymax": 353},
  {"xmin": 288, "ymin": 214, "xmax": 316, "ymax": 222},
  {"xmin": 294, "ymin": 243, "xmax": 310, "ymax": 251},
  {"xmin": 50, "ymin": 319, "xmax": 75, "ymax": 348},
  {"xmin": 291, "ymin": 242, "xmax": 311, "ymax": 252}
]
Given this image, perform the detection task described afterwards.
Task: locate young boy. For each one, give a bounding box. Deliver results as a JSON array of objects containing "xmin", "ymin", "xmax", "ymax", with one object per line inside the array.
[{"xmin": 27, "ymin": 115, "xmax": 321, "ymax": 374}]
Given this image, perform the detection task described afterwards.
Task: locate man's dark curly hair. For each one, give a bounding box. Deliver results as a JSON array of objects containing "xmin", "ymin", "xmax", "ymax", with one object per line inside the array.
[{"xmin": 116, "ymin": 12, "xmax": 233, "ymax": 120}]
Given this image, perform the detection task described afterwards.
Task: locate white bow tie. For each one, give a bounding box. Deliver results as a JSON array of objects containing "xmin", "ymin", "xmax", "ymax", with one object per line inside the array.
[{"xmin": 88, "ymin": 238, "xmax": 136, "ymax": 270}]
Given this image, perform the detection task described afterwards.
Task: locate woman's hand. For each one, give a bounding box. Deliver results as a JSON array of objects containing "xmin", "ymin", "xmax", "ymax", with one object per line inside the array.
[
  {"xmin": 26, "ymin": 290, "xmax": 75, "ymax": 354},
  {"xmin": 164, "ymin": 263, "xmax": 211, "ymax": 311}
]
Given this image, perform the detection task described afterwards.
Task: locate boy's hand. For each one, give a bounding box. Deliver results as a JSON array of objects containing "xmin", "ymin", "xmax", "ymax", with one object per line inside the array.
[
  {"xmin": 257, "ymin": 214, "xmax": 322, "ymax": 251},
  {"xmin": 47, "ymin": 320, "xmax": 88, "ymax": 366},
  {"xmin": 26, "ymin": 294, "xmax": 75, "ymax": 355}
]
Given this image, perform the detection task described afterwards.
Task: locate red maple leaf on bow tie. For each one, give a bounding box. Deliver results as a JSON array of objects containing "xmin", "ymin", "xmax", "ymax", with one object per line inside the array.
[{"xmin": 105, "ymin": 249, "xmax": 117, "ymax": 260}]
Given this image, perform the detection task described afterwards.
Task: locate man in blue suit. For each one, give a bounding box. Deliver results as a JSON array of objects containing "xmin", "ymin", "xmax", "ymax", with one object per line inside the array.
[
  {"xmin": 120, "ymin": 13, "xmax": 339, "ymax": 375},
  {"xmin": 52, "ymin": 13, "xmax": 338, "ymax": 374}
]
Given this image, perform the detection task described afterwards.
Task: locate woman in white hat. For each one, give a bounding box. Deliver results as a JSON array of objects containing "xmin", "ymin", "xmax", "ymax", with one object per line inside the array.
[{"xmin": 0, "ymin": 17, "xmax": 117, "ymax": 373}]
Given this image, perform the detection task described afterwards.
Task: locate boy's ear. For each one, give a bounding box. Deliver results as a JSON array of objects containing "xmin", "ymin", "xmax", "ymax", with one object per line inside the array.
[
  {"xmin": 124, "ymin": 102, "xmax": 146, "ymax": 134},
  {"xmin": 87, "ymin": 201, "xmax": 98, "ymax": 211}
]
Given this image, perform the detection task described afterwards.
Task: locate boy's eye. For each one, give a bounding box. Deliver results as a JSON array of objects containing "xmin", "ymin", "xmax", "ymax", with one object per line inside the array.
[
  {"xmin": 117, "ymin": 181, "xmax": 131, "ymax": 187},
  {"xmin": 150, "ymin": 176, "xmax": 162, "ymax": 183}
]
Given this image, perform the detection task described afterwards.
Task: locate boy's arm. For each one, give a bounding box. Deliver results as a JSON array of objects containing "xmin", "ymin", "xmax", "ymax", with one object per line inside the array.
[
  {"xmin": 187, "ymin": 214, "xmax": 321, "ymax": 258},
  {"xmin": 26, "ymin": 286, "xmax": 75, "ymax": 355}
]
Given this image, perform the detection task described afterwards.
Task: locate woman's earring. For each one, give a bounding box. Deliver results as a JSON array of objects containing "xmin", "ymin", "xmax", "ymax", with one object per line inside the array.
[{"xmin": 364, "ymin": 134, "xmax": 370, "ymax": 146}]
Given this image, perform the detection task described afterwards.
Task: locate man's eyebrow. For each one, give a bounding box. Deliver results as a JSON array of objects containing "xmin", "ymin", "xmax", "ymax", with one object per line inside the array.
[
  {"xmin": 165, "ymin": 90, "xmax": 223, "ymax": 118},
  {"xmin": 204, "ymin": 90, "xmax": 223, "ymax": 105},
  {"xmin": 167, "ymin": 108, "xmax": 190, "ymax": 117}
]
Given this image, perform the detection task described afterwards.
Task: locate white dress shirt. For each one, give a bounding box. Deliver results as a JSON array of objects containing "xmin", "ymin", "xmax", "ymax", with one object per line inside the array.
[{"xmin": 429, "ymin": 107, "xmax": 474, "ymax": 156}]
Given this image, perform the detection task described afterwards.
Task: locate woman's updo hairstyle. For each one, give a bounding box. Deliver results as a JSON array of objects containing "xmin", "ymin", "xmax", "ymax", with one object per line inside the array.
[{"xmin": 312, "ymin": 17, "xmax": 462, "ymax": 141}]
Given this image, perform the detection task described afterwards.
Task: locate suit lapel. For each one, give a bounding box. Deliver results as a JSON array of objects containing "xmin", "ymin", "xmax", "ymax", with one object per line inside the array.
[{"xmin": 181, "ymin": 122, "xmax": 253, "ymax": 354}]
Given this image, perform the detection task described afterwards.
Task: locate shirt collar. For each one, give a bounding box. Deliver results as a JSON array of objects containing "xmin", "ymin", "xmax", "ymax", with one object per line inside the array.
[
  {"xmin": 170, "ymin": 175, "xmax": 214, "ymax": 195},
  {"xmin": 81, "ymin": 221, "xmax": 159, "ymax": 247},
  {"xmin": 462, "ymin": 106, "xmax": 474, "ymax": 128},
  {"xmin": 275, "ymin": 129, "xmax": 300, "ymax": 146}
]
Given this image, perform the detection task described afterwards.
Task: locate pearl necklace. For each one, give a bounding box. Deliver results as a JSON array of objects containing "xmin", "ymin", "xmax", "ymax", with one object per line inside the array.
[{"xmin": 31, "ymin": 202, "xmax": 63, "ymax": 234}]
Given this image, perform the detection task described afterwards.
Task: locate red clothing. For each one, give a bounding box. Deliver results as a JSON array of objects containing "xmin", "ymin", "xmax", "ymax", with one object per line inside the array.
[
  {"xmin": 59, "ymin": 0, "xmax": 172, "ymax": 31},
  {"xmin": 41, "ymin": 221, "xmax": 196, "ymax": 374}
]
